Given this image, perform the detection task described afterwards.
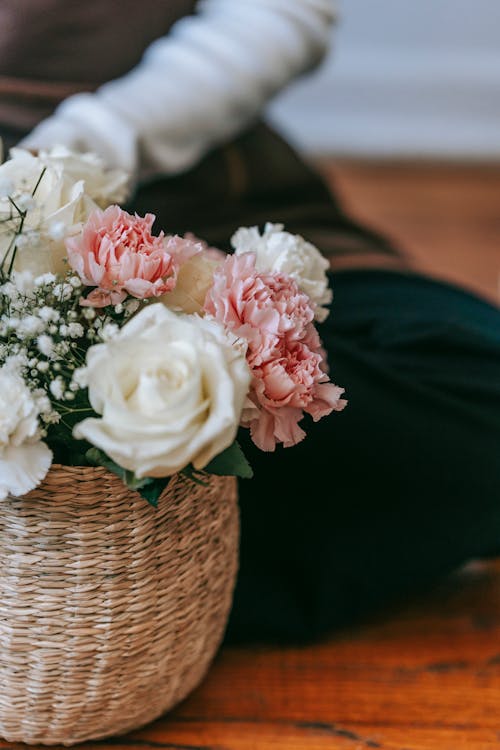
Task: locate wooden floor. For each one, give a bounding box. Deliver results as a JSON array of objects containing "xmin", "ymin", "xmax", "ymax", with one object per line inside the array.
[
  {"xmin": 2, "ymin": 163, "xmax": 499, "ymax": 750},
  {"xmin": 322, "ymin": 160, "xmax": 500, "ymax": 306},
  {"xmin": 58, "ymin": 560, "xmax": 500, "ymax": 750}
]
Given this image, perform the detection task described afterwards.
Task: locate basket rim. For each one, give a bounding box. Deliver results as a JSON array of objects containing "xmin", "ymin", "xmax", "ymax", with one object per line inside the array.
[
  {"xmin": 18, "ymin": 462, "xmax": 176, "ymax": 504},
  {"xmin": 19, "ymin": 463, "xmax": 234, "ymax": 506}
]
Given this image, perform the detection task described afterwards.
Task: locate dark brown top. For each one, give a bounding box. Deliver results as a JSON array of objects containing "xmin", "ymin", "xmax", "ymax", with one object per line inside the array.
[{"xmin": 0, "ymin": 0, "xmax": 196, "ymax": 130}]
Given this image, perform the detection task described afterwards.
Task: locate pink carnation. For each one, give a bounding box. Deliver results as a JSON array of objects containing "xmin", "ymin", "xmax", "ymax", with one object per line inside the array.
[
  {"xmin": 204, "ymin": 253, "xmax": 346, "ymax": 451},
  {"xmin": 205, "ymin": 253, "xmax": 314, "ymax": 365},
  {"xmin": 66, "ymin": 206, "xmax": 200, "ymax": 307}
]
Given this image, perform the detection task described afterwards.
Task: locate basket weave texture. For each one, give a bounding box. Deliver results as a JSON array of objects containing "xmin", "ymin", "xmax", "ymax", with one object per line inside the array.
[{"xmin": 0, "ymin": 465, "xmax": 239, "ymax": 746}]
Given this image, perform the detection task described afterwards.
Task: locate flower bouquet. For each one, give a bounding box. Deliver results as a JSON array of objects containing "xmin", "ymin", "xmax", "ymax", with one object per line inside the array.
[{"xmin": 0, "ymin": 146, "xmax": 346, "ymax": 744}]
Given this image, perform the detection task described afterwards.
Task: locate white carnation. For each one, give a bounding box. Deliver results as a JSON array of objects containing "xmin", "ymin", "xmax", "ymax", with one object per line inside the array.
[
  {"xmin": 232, "ymin": 222, "xmax": 333, "ymax": 322},
  {"xmin": 0, "ymin": 369, "xmax": 52, "ymax": 500}
]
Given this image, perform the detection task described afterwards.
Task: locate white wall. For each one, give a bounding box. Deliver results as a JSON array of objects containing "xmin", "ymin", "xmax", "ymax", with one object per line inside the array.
[{"xmin": 267, "ymin": 0, "xmax": 500, "ymax": 158}]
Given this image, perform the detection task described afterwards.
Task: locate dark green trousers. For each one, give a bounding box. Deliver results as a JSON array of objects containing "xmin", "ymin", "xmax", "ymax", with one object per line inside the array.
[{"xmin": 226, "ymin": 270, "xmax": 500, "ymax": 642}]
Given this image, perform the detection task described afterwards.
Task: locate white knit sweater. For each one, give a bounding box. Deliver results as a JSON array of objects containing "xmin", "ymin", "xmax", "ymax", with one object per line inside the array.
[{"xmin": 21, "ymin": 0, "xmax": 336, "ymax": 179}]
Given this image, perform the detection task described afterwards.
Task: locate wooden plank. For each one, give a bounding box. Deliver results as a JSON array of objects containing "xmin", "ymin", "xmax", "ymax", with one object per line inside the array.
[{"xmin": 102, "ymin": 560, "xmax": 500, "ymax": 750}]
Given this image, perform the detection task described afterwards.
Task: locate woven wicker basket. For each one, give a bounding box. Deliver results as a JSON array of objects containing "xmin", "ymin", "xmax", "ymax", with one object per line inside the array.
[{"xmin": 0, "ymin": 464, "xmax": 239, "ymax": 746}]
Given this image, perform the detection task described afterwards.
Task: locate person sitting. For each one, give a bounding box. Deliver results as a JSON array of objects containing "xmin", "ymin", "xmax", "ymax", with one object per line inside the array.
[{"xmin": 2, "ymin": 0, "xmax": 499, "ymax": 642}]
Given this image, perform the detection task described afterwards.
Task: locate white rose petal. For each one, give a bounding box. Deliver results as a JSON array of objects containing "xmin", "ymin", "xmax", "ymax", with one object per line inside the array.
[
  {"xmin": 160, "ymin": 254, "xmax": 220, "ymax": 315},
  {"xmin": 74, "ymin": 304, "xmax": 251, "ymax": 478},
  {"xmin": 232, "ymin": 222, "xmax": 333, "ymax": 322},
  {"xmin": 0, "ymin": 146, "xmax": 130, "ymax": 277},
  {"xmin": 16, "ymin": 194, "xmax": 37, "ymax": 212},
  {"xmin": 0, "ymin": 177, "xmax": 14, "ymax": 198},
  {"xmin": 36, "ymin": 145, "xmax": 130, "ymax": 206},
  {"xmin": 0, "ymin": 151, "xmax": 89, "ymax": 276},
  {"xmin": 14, "ymin": 234, "xmax": 29, "ymax": 249}
]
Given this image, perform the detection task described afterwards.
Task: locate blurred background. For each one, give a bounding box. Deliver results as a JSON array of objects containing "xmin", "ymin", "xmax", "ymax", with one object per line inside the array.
[
  {"xmin": 269, "ymin": 0, "xmax": 500, "ymax": 160},
  {"xmin": 265, "ymin": 0, "xmax": 500, "ymax": 305}
]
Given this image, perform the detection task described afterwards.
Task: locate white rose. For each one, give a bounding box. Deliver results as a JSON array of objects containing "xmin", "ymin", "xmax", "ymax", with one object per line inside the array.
[
  {"xmin": 0, "ymin": 147, "xmax": 129, "ymax": 277},
  {"xmin": 232, "ymin": 222, "xmax": 333, "ymax": 322},
  {"xmin": 0, "ymin": 149, "xmax": 94, "ymax": 276},
  {"xmin": 73, "ymin": 304, "xmax": 251, "ymax": 478},
  {"xmin": 0, "ymin": 369, "xmax": 52, "ymax": 500},
  {"xmin": 38, "ymin": 146, "xmax": 130, "ymax": 207}
]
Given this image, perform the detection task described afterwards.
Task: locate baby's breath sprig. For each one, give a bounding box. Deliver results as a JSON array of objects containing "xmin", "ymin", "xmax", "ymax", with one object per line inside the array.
[{"xmin": 0, "ymin": 268, "xmax": 134, "ymax": 459}]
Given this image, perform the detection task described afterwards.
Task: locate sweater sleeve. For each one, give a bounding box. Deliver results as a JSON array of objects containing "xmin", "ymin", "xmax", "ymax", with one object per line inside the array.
[{"xmin": 20, "ymin": 0, "xmax": 336, "ymax": 179}]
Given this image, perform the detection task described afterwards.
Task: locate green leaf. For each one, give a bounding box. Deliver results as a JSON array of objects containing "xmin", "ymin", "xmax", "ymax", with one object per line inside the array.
[
  {"xmin": 181, "ymin": 465, "xmax": 210, "ymax": 487},
  {"xmin": 204, "ymin": 441, "xmax": 253, "ymax": 479},
  {"xmin": 85, "ymin": 447, "xmax": 124, "ymax": 476},
  {"xmin": 137, "ymin": 477, "xmax": 171, "ymax": 508},
  {"xmin": 85, "ymin": 448, "xmax": 154, "ymax": 491}
]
